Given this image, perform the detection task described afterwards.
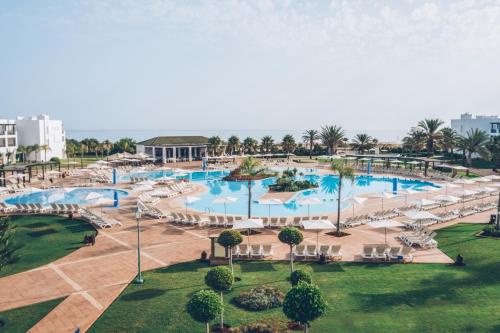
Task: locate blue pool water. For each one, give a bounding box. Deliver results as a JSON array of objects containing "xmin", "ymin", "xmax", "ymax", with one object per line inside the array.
[
  {"xmin": 125, "ymin": 169, "xmax": 439, "ymax": 216},
  {"xmin": 5, "ymin": 188, "xmax": 128, "ymax": 205}
]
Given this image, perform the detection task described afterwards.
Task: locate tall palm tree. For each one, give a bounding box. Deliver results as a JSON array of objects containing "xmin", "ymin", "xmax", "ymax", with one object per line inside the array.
[
  {"xmin": 238, "ymin": 157, "xmax": 268, "ymax": 218},
  {"xmin": 102, "ymin": 140, "xmax": 113, "ymax": 157},
  {"xmin": 226, "ymin": 135, "xmax": 240, "ymax": 155},
  {"xmin": 281, "ymin": 135, "xmax": 296, "ymax": 157},
  {"xmin": 32, "ymin": 144, "xmax": 40, "ymax": 161},
  {"xmin": 242, "ymin": 137, "xmax": 258, "ymax": 154},
  {"xmin": 260, "ymin": 136, "xmax": 274, "ymax": 153},
  {"xmin": 439, "ymin": 127, "xmax": 458, "ymax": 155},
  {"xmin": 402, "ymin": 128, "xmax": 426, "ymax": 154},
  {"xmin": 17, "ymin": 145, "xmax": 27, "ymax": 163},
  {"xmin": 207, "ymin": 136, "xmax": 223, "ymax": 156},
  {"xmin": 351, "ymin": 134, "xmax": 376, "ymax": 154},
  {"xmin": 320, "ymin": 125, "xmax": 345, "ymax": 155},
  {"xmin": 302, "ymin": 129, "xmax": 320, "ymax": 159},
  {"xmin": 40, "ymin": 144, "xmax": 50, "ymax": 162},
  {"xmin": 330, "ymin": 160, "xmax": 355, "ymax": 236},
  {"xmin": 417, "ymin": 118, "xmax": 444, "ymax": 156},
  {"xmin": 459, "ymin": 129, "xmax": 490, "ymax": 166}
]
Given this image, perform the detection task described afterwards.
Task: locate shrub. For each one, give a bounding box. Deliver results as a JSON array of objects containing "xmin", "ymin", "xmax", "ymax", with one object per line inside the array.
[
  {"xmin": 205, "ymin": 266, "xmax": 234, "ymax": 292},
  {"xmin": 50, "ymin": 157, "xmax": 60, "ymax": 163},
  {"xmin": 234, "ymin": 285, "xmax": 284, "ymax": 311},
  {"xmin": 234, "ymin": 321, "xmax": 288, "ymax": 333},
  {"xmin": 290, "ymin": 270, "xmax": 312, "ymax": 286},
  {"xmin": 482, "ymin": 225, "xmax": 500, "ymax": 237},
  {"xmin": 283, "ymin": 283, "xmax": 327, "ymax": 330},
  {"xmin": 186, "ymin": 290, "xmax": 223, "ymax": 325}
]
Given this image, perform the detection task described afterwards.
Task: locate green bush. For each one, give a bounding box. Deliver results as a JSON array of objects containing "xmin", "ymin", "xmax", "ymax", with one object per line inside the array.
[
  {"xmin": 49, "ymin": 157, "xmax": 60, "ymax": 163},
  {"xmin": 290, "ymin": 269, "xmax": 312, "ymax": 286},
  {"xmin": 283, "ymin": 283, "xmax": 327, "ymax": 328},
  {"xmin": 482, "ymin": 225, "xmax": 500, "ymax": 237},
  {"xmin": 186, "ymin": 290, "xmax": 223, "ymax": 324},
  {"xmin": 233, "ymin": 321, "xmax": 287, "ymax": 333},
  {"xmin": 234, "ymin": 285, "xmax": 284, "ymax": 311},
  {"xmin": 205, "ymin": 266, "xmax": 233, "ymax": 292}
]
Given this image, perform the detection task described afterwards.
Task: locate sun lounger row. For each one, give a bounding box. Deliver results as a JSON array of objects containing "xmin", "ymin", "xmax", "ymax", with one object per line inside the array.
[
  {"xmin": 170, "ymin": 212, "xmax": 208, "ymax": 225},
  {"xmin": 362, "ymin": 245, "xmax": 413, "ymax": 262},
  {"xmin": 398, "ymin": 228, "xmax": 437, "ymax": 248},
  {"xmin": 49, "ymin": 204, "xmax": 81, "ymax": 214},
  {"xmin": 138, "ymin": 192, "xmax": 160, "ymax": 204},
  {"xmin": 138, "ymin": 201, "xmax": 168, "ymax": 219},
  {"xmin": 370, "ymin": 209, "xmax": 399, "ymax": 220},
  {"xmin": 233, "ymin": 244, "xmax": 273, "ymax": 258},
  {"xmin": 293, "ymin": 244, "xmax": 342, "ymax": 260},
  {"xmin": 80, "ymin": 208, "xmax": 122, "ymax": 228}
]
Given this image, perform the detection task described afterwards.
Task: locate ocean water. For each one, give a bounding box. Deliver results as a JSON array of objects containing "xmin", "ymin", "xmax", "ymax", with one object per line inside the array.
[{"xmin": 66, "ymin": 129, "xmax": 406, "ymax": 143}]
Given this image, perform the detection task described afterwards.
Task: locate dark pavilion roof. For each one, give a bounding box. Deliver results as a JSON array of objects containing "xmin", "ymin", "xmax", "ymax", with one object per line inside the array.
[{"xmin": 137, "ymin": 136, "xmax": 209, "ymax": 146}]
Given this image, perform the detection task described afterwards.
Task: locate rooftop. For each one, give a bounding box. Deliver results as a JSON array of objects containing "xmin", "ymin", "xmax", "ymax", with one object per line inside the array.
[{"xmin": 137, "ymin": 136, "xmax": 209, "ymax": 146}]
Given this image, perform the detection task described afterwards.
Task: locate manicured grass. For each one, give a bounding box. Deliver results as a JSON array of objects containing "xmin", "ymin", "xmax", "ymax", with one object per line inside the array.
[
  {"xmin": 89, "ymin": 224, "xmax": 500, "ymax": 333},
  {"xmin": 0, "ymin": 298, "xmax": 64, "ymax": 333},
  {"xmin": 0, "ymin": 215, "xmax": 95, "ymax": 277}
]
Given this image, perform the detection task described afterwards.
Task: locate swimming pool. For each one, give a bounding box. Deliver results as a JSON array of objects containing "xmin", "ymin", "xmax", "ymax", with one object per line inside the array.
[
  {"xmin": 5, "ymin": 188, "xmax": 128, "ymax": 205},
  {"xmin": 126, "ymin": 169, "xmax": 439, "ymax": 216}
]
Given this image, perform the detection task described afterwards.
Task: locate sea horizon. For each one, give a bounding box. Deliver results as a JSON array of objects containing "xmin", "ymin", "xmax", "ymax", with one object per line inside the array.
[{"xmin": 66, "ymin": 128, "xmax": 407, "ymax": 143}]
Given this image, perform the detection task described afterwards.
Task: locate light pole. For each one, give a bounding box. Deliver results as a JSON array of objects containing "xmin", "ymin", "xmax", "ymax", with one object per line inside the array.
[{"xmin": 135, "ymin": 208, "xmax": 144, "ymax": 284}]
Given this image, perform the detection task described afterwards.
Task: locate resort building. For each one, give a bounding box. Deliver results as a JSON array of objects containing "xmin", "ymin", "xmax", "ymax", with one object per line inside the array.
[
  {"xmin": 136, "ymin": 136, "xmax": 208, "ymax": 163},
  {"xmin": 0, "ymin": 118, "xmax": 17, "ymax": 164},
  {"xmin": 16, "ymin": 114, "xmax": 66, "ymax": 162},
  {"xmin": 451, "ymin": 113, "xmax": 500, "ymax": 138}
]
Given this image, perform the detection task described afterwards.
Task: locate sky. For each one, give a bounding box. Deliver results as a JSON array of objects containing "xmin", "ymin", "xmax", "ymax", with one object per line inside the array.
[{"xmin": 1, "ymin": 0, "xmax": 500, "ymax": 140}]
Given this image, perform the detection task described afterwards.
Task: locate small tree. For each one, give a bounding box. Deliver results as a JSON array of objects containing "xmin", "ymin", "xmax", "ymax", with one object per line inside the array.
[
  {"xmin": 278, "ymin": 227, "xmax": 304, "ymax": 273},
  {"xmin": 0, "ymin": 217, "xmax": 17, "ymax": 272},
  {"xmin": 330, "ymin": 160, "xmax": 355, "ymax": 236},
  {"xmin": 205, "ymin": 266, "xmax": 234, "ymax": 330},
  {"xmin": 283, "ymin": 283, "xmax": 327, "ymax": 333},
  {"xmin": 187, "ymin": 290, "xmax": 223, "ymax": 333},
  {"xmin": 217, "ymin": 230, "xmax": 243, "ymax": 275},
  {"xmin": 290, "ymin": 269, "xmax": 312, "ymax": 286}
]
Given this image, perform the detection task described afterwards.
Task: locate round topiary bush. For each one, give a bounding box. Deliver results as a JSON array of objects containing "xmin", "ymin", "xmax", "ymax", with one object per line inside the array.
[
  {"xmin": 205, "ymin": 266, "xmax": 234, "ymax": 292},
  {"xmin": 234, "ymin": 285, "xmax": 284, "ymax": 311},
  {"xmin": 186, "ymin": 290, "xmax": 223, "ymax": 329},
  {"xmin": 290, "ymin": 269, "xmax": 312, "ymax": 286}
]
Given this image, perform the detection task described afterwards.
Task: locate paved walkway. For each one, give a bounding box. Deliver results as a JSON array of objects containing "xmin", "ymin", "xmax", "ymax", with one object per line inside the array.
[{"xmin": 0, "ymin": 200, "xmax": 494, "ymax": 332}]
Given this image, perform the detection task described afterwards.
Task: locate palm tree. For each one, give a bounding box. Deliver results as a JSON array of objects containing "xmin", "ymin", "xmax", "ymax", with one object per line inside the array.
[
  {"xmin": 402, "ymin": 128, "xmax": 426, "ymax": 154},
  {"xmin": 260, "ymin": 136, "xmax": 274, "ymax": 153},
  {"xmin": 79, "ymin": 143, "xmax": 87, "ymax": 167},
  {"xmin": 440, "ymin": 127, "xmax": 458, "ymax": 155},
  {"xmin": 320, "ymin": 125, "xmax": 345, "ymax": 155},
  {"xmin": 351, "ymin": 134, "xmax": 376, "ymax": 154},
  {"xmin": 459, "ymin": 129, "xmax": 490, "ymax": 166},
  {"xmin": 238, "ymin": 157, "xmax": 268, "ymax": 218},
  {"xmin": 330, "ymin": 160, "xmax": 355, "ymax": 236},
  {"xmin": 102, "ymin": 140, "xmax": 113, "ymax": 156},
  {"xmin": 207, "ymin": 136, "xmax": 223, "ymax": 156},
  {"xmin": 417, "ymin": 118, "xmax": 444, "ymax": 156},
  {"xmin": 302, "ymin": 130, "xmax": 320, "ymax": 159},
  {"xmin": 281, "ymin": 135, "xmax": 296, "ymax": 157},
  {"xmin": 32, "ymin": 144, "xmax": 40, "ymax": 161},
  {"xmin": 226, "ymin": 136, "xmax": 240, "ymax": 155},
  {"xmin": 40, "ymin": 144, "xmax": 50, "ymax": 162},
  {"xmin": 17, "ymin": 145, "xmax": 27, "ymax": 163},
  {"xmin": 242, "ymin": 137, "xmax": 258, "ymax": 154}
]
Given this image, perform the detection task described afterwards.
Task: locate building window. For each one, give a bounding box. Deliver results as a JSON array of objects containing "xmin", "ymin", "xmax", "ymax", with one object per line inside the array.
[
  {"xmin": 145, "ymin": 147, "xmax": 153, "ymax": 155},
  {"xmin": 6, "ymin": 125, "xmax": 15, "ymax": 135},
  {"xmin": 0, "ymin": 139, "xmax": 5, "ymax": 147},
  {"xmin": 7, "ymin": 138, "xmax": 16, "ymax": 146}
]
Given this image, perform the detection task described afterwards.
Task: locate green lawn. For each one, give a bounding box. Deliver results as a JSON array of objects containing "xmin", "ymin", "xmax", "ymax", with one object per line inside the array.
[
  {"xmin": 89, "ymin": 224, "xmax": 500, "ymax": 333},
  {"xmin": 0, "ymin": 215, "xmax": 95, "ymax": 277},
  {"xmin": 0, "ymin": 298, "xmax": 64, "ymax": 333}
]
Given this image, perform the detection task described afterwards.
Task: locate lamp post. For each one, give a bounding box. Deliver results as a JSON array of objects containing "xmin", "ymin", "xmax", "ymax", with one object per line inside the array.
[{"xmin": 134, "ymin": 208, "xmax": 144, "ymax": 284}]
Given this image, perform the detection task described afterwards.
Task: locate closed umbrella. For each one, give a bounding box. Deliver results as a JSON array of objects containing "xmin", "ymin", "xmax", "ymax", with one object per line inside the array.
[
  {"xmin": 366, "ymin": 219, "xmax": 404, "ymax": 246},
  {"xmin": 233, "ymin": 218, "xmax": 264, "ymax": 247},
  {"xmin": 213, "ymin": 196, "xmax": 238, "ymax": 217},
  {"xmin": 297, "ymin": 197, "xmax": 322, "ymax": 220},
  {"xmin": 301, "ymin": 219, "xmax": 336, "ymax": 251}
]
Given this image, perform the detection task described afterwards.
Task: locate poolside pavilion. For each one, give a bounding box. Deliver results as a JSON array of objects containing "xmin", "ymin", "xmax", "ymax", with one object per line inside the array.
[{"xmin": 136, "ymin": 136, "xmax": 209, "ymax": 163}]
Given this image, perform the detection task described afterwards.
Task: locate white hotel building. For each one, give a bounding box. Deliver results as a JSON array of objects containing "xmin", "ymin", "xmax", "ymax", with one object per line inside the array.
[
  {"xmin": 0, "ymin": 114, "xmax": 66, "ymax": 164},
  {"xmin": 451, "ymin": 113, "xmax": 500, "ymax": 139}
]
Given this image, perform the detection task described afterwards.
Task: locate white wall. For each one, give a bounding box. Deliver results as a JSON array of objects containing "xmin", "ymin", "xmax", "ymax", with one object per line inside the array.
[{"xmin": 451, "ymin": 113, "xmax": 499, "ymax": 137}]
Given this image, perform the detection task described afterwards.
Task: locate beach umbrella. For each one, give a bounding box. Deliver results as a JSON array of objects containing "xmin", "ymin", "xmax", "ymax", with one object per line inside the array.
[
  {"xmin": 442, "ymin": 182, "xmax": 460, "ymax": 194},
  {"xmin": 233, "ymin": 218, "xmax": 264, "ymax": 247},
  {"xmin": 399, "ymin": 188, "xmax": 419, "ymax": 204},
  {"xmin": 434, "ymin": 195, "xmax": 460, "ymax": 203},
  {"xmin": 96, "ymin": 160, "xmax": 110, "ymax": 165},
  {"xmin": 411, "ymin": 198, "xmax": 437, "ymax": 209},
  {"xmin": 344, "ymin": 196, "xmax": 367, "ymax": 217},
  {"xmin": 297, "ymin": 197, "xmax": 322, "ymax": 219},
  {"xmin": 259, "ymin": 198, "xmax": 283, "ymax": 223},
  {"xmin": 183, "ymin": 195, "xmax": 201, "ymax": 215},
  {"xmin": 213, "ymin": 196, "xmax": 238, "ymax": 217},
  {"xmin": 366, "ymin": 219, "xmax": 404, "ymax": 246},
  {"xmin": 404, "ymin": 210, "xmax": 440, "ymax": 221},
  {"xmin": 301, "ymin": 219, "xmax": 336, "ymax": 250},
  {"xmin": 420, "ymin": 185, "xmax": 439, "ymax": 199},
  {"xmin": 83, "ymin": 192, "xmax": 103, "ymax": 201},
  {"xmin": 370, "ymin": 192, "xmax": 396, "ymax": 210},
  {"xmin": 137, "ymin": 180, "xmax": 157, "ymax": 186}
]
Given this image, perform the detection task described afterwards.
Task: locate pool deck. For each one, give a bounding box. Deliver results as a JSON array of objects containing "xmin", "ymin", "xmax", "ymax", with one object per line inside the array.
[{"xmin": 0, "ymin": 165, "xmax": 497, "ymax": 332}]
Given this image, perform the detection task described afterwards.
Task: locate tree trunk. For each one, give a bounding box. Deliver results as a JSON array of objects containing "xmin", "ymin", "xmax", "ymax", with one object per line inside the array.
[
  {"xmin": 336, "ymin": 177, "xmax": 342, "ymax": 236},
  {"xmin": 220, "ymin": 292, "xmax": 224, "ymax": 330},
  {"xmin": 247, "ymin": 180, "xmax": 252, "ymax": 218},
  {"xmin": 467, "ymin": 152, "xmax": 472, "ymax": 167},
  {"xmin": 229, "ymin": 248, "xmax": 234, "ymax": 275},
  {"xmin": 206, "ymin": 322, "xmax": 210, "ymax": 333},
  {"xmin": 290, "ymin": 244, "xmax": 294, "ymax": 273},
  {"xmin": 304, "ymin": 323, "xmax": 308, "ymax": 333},
  {"xmin": 309, "ymin": 142, "xmax": 312, "ymax": 159}
]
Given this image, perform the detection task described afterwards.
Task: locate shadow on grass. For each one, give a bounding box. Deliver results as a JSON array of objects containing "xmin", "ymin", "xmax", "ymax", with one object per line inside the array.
[
  {"xmin": 156, "ymin": 261, "xmax": 208, "ymax": 273},
  {"xmin": 121, "ymin": 289, "xmax": 166, "ymax": 301},
  {"xmin": 23, "ymin": 222, "xmax": 48, "ymax": 229},
  {"xmin": 27, "ymin": 228, "xmax": 58, "ymax": 238},
  {"xmin": 240, "ymin": 262, "xmax": 277, "ymax": 273},
  {"xmin": 311, "ymin": 263, "xmax": 345, "ymax": 273}
]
